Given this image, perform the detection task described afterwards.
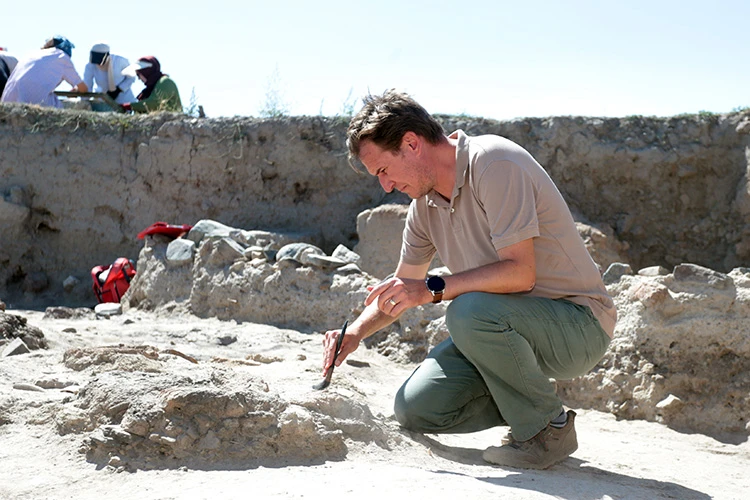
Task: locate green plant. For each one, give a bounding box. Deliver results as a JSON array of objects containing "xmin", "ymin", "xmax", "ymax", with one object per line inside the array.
[
  {"xmin": 259, "ymin": 66, "xmax": 290, "ymax": 118},
  {"xmin": 184, "ymin": 87, "xmax": 205, "ymax": 117},
  {"xmin": 339, "ymin": 88, "xmax": 357, "ymax": 117}
]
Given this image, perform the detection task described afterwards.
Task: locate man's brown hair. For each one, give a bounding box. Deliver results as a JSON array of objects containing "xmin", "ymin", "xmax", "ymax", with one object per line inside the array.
[{"xmin": 346, "ymin": 89, "xmax": 444, "ymax": 171}]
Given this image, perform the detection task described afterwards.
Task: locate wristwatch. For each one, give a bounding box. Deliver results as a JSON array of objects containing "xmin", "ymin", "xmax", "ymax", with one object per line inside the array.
[{"xmin": 425, "ymin": 275, "xmax": 446, "ymax": 303}]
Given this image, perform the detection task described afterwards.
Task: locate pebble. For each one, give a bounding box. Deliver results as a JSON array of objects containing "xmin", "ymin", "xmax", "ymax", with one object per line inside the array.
[{"xmin": 13, "ymin": 383, "xmax": 45, "ymax": 392}]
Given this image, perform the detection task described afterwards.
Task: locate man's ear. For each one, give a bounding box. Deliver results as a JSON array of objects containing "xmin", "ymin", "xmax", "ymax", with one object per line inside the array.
[{"xmin": 401, "ymin": 131, "xmax": 421, "ymax": 154}]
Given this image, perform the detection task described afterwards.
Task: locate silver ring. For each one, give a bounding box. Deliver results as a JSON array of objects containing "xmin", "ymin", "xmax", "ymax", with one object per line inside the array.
[{"xmin": 389, "ymin": 298, "xmax": 397, "ymax": 306}]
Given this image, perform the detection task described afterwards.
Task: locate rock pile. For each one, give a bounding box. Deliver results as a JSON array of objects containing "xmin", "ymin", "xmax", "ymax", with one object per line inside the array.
[
  {"xmin": 55, "ymin": 345, "xmax": 396, "ymax": 470},
  {"xmin": 124, "ymin": 219, "xmax": 451, "ymax": 363},
  {"xmin": 558, "ymin": 264, "xmax": 750, "ymax": 442}
]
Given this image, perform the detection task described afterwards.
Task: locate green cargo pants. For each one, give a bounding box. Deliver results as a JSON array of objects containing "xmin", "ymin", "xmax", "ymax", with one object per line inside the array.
[{"xmin": 394, "ymin": 292, "xmax": 611, "ymax": 441}]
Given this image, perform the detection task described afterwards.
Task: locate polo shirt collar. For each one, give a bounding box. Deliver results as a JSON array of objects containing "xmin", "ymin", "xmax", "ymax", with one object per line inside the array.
[{"xmin": 425, "ymin": 129, "xmax": 469, "ymax": 208}]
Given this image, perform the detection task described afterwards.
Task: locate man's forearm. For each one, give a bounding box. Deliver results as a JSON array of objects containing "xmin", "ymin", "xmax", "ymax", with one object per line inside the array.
[
  {"xmin": 444, "ymin": 259, "xmax": 535, "ymax": 299},
  {"xmin": 350, "ymin": 301, "xmax": 398, "ymax": 341}
]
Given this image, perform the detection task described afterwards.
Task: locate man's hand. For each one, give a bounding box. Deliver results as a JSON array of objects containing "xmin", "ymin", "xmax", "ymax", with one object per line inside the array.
[
  {"xmin": 364, "ymin": 276, "xmax": 432, "ymax": 317},
  {"xmin": 321, "ymin": 325, "xmax": 360, "ymax": 377}
]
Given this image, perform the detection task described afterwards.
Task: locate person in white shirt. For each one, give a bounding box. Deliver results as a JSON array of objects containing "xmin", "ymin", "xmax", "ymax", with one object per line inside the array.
[
  {"xmin": 0, "ymin": 36, "xmax": 87, "ymax": 108},
  {"xmin": 83, "ymin": 42, "xmax": 135, "ymax": 107}
]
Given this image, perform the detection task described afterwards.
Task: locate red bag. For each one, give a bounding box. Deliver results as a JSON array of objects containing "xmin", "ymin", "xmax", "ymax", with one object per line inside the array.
[{"xmin": 91, "ymin": 258, "xmax": 137, "ymax": 304}]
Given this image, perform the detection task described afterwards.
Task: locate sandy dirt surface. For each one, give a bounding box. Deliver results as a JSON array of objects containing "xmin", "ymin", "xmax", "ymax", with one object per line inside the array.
[{"xmin": 0, "ymin": 309, "xmax": 748, "ymax": 500}]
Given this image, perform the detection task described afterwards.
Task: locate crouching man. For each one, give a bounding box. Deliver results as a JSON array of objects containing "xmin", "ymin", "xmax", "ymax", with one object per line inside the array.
[{"xmin": 321, "ymin": 89, "xmax": 616, "ymax": 469}]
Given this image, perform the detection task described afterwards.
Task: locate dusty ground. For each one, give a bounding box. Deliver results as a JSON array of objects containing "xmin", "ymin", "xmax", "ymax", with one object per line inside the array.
[{"xmin": 0, "ymin": 308, "xmax": 748, "ymax": 500}]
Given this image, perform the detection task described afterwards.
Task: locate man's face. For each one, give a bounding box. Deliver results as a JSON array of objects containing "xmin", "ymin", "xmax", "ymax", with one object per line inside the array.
[
  {"xmin": 359, "ymin": 137, "xmax": 434, "ymax": 199},
  {"xmin": 91, "ymin": 52, "xmax": 108, "ymax": 67}
]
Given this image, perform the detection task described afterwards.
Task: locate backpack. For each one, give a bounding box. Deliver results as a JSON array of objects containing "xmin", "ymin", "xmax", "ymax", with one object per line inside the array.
[{"xmin": 91, "ymin": 258, "xmax": 137, "ymax": 304}]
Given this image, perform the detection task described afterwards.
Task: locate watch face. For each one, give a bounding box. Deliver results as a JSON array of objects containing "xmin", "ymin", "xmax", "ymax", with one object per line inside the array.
[{"xmin": 426, "ymin": 275, "xmax": 445, "ymax": 292}]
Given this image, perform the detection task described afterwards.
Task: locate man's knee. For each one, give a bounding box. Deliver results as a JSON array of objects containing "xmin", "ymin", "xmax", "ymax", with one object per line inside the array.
[
  {"xmin": 446, "ymin": 292, "xmax": 481, "ymax": 333},
  {"xmin": 394, "ymin": 383, "xmax": 449, "ymax": 432},
  {"xmin": 393, "ymin": 386, "xmax": 413, "ymax": 429},
  {"xmin": 446, "ymin": 292, "xmax": 511, "ymax": 348},
  {"xmin": 394, "ymin": 384, "xmax": 427, "ymax": 431}
]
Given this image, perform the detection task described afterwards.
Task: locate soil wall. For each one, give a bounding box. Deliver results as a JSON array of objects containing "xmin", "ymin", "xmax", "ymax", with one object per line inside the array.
[{"xmin": 1, "ymin": 104, "xmax": 749, "ymax": 307}]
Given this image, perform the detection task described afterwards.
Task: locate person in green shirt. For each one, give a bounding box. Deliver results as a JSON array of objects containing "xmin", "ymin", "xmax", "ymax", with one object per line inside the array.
[{"xmin": 122, "ymin": 56, "xmax": 182, "ymax": 113}]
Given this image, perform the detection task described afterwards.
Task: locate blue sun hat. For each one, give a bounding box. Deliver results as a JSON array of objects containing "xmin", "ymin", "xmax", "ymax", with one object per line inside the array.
[{"xmin": 51, "ymin": 36, "xmax": 74, "ymax": 57}]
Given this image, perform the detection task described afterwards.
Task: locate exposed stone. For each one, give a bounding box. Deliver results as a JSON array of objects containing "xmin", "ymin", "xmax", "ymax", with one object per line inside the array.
[
  {"xmin": 673, "ymin": 263, "xmax": 732, "ymax": 288},
  {"xmin": 94, "ymin": 303, "xmax": 123, "ymax": 317},
  {"xmin": 13, "ymin": 382, "xmax": 44, "ymax": 391},
  {"xmin": 602, "ymin": 262, "xmax": 634, "ymax": 285},
  {"xmin": 202, "ymin": 237, "xmax": 246, "ymax": 268},
  {"xmin": 43, "ymin": 307, "xmax": 96, "ymax": 320},
  {"xmin": 34, "ymin": 377, "xmax": 78, "ymax": 389},
  {"xmin": 736, "ymin": 119, "xmax": 750, "ymax": 134},
  {"xmin": 304, "ymin": 254, "xmax": 347, "ymax": 269},
  {"xmin": 217, "ymin": 334, "xmax": 237, "ymax": 346},
  {"xmin": 166, "ymin": 238, "xmax": 196, "ymax": 266},
  {"xmin": 638, "ymin": 266, "xmax": 670, "ymax": 277},
  {"xmin": 62, "ymin": 276, "xmax": 80, "ymax": 292},
  {"xmin": 230, "ymin": 229, "xmax": 315, "ymax": 250},
  {"xmin": 0, "ymin": 310, "xmax": 47, "ymax": 349},
  {"xmin": 332, "ymin": 245, "xmax": 361, "ymax": 265},
  {"xmin": 276, "ymin": 243, "xmax": 325, "ymax": 264},
  {"xmin": 354, "ymin": 204, "xmax": 410, "ymax": 279},
  {"xmin": 656, "ymin": 394, "xmax": 685, "ymax": 414},
  {"xmin": 335, "ymin": 263, "xmax": 363, "ymax": 275},
  {"xmin": 576, "ymin": 221, "xmax": 630, "ymax": 272},
  {"xmin": 186, "ymin": 220, "xmax": 237, "ymax": 243},
  {"xmin": 3, "ymin": 338, "xmax": 30, "ymax": 357}
]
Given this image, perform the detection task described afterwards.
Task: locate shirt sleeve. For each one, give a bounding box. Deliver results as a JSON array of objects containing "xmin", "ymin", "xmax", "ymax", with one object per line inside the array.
[
  {"xmin": 475, "ymin": 159, "xmax": 540, "ymax": 251},
  {"xmin": 400, "ymin": 201, "xmax": 437, "ymax": 265},
  {"xmin": 60, "ymin": 56, "xmax": 83, "ymax": 87}
]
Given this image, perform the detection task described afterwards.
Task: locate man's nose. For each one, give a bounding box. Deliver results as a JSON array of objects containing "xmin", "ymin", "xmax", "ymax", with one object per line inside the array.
[{"xmin": 378, "ymin": 176, "xmax": 394, "ymax": 193}]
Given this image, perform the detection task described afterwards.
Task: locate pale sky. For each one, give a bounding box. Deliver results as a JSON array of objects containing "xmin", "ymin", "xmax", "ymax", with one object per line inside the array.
[{"xmin": 3, "ymin": 0, "xmax": 748, "ymax": 120}]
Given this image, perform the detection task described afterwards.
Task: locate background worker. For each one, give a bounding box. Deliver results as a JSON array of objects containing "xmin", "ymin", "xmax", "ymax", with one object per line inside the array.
[
  {"xmin": 0, "ymin": 46, "xmax": 19, "ymax": 97},
  {"xmin": 0, "ymin": 36, "xmax": 87, "ymax": 107},
  {"xmin": 122, "ymin": 56, "xmax": 182, "ymax": 114},
  {"xmin": 83, "ymin": 42, "xmax": 135, "ymax": 109}
]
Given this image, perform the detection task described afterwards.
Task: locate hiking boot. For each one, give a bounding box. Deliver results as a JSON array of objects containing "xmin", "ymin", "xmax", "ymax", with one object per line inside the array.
[{"xmin": 483, "ymin": 410, "xmax": 578, "ymax": 469}]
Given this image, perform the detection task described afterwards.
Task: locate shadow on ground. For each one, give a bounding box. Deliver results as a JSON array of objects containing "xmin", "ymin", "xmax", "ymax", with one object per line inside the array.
[{"xmin": 413, "ymin": 434, "xmax": 710, "ymax": 500}]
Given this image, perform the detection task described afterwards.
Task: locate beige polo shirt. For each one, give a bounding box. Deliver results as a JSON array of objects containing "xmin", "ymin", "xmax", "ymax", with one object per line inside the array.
[{"xmin": 401, "ymin": 130, "xmax": 616, "ymax": 337}]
